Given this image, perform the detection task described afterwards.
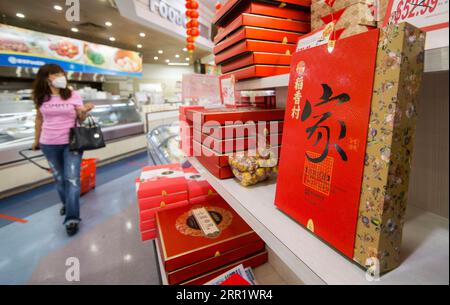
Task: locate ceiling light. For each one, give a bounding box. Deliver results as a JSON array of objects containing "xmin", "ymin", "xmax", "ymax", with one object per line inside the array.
[
  {"xmin": 158, "ymin": 50, "xmax": 163, "ymax": 54},
  {"xmin": 109, "ymin": 37, "xmax": 116, "ymax": 41},
  {"xmin": 168, "ymin": 62, "xmax": 189, "ymax": 66},
  {"xmin": 185, "ymin": 57, "xmax": 190, "ymax": 61},
  {"xmin": 165, "ymin": 59, "xmax": 170, "ymax": 63},
  {"xmin": 16, "ymin": 13, "xmax": 25, "ymax": 18},
  {"xmin": 154, "ymin": 56, "xmax": 159, "ymax": 60},
  {"xmin": 139, "ymin": 32, "xmax": 146, "ymax": 37},
  {"xmin": 183, "ymin": 48, "xmax": 188, "ymax": 52},
  {"xmin": 105, "ymin": 21, "xmax": 112, "ymax": 27},
  {"xmin": 137, "ymin": 44, "xmax": 143, "ymax": 49},
  {"xmin": 175, "ymin": 54, "xmax": 180, "ymax": 58},
  {"xmin": 71, "ymin": 28, "xmax": 79, "ymax": 33},
  {"xmin": 54, "ymin": 5, "xmax": 63, "ymax": 11}
]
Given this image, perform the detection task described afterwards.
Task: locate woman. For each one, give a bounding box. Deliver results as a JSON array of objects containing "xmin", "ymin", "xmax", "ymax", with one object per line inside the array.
[{"xmin": 32, "ymin": 64, "xmax": 94, "ymax": 236}]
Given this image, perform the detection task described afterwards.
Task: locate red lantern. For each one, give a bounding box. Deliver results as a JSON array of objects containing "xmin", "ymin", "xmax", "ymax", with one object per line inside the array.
[
  {"xmin": 189, "ymin": 10, "xmax": 199, "ymax": 19},
  {"xmin": 187, "ymin": 28, "xmax": 200, "ymax": 37},
  {"xmin": 192, "ymin": 28, "xmax": 200, "ymax": 37},
  {"xmin": 215, "ymin": 2, "xmax": 222, "ymax": 11},
  {"xmin": 187, "ymin": 18, "xmax": 199, "ymax": 28},
  {"xmin": 187, "ymin": 43, "xmax": 195, "ymax": 51},
  {"xmin": 190, "ymin": 1, "xmax": 199, "ymax": 9},
  {"xmin": 186, "ymin": 36, "xmax": 195, "ymax": 43}
]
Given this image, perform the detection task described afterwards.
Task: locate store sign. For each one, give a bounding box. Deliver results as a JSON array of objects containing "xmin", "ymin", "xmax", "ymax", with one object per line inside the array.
[
  {"xmin": 383, "ymin": 0, "xmax": 449, "ymax": 31},
  {"xmin": 0, "ymin": 24, "xmax": 143, "ymax": 77},
  {"xmin": 150, "ymin": 0, "xmax": 186, "ymax": 28}
]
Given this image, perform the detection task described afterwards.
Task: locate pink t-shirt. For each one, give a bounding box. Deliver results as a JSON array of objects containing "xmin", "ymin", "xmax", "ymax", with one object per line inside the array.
[{"xmin": 39, "ymin": 91, "xmax": 83, "ymax": 145}]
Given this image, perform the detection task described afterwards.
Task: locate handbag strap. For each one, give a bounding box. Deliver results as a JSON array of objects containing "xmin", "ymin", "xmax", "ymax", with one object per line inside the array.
[{"xmin": 74, "ymin": 114, "xmax": 97, "ymax": 128}]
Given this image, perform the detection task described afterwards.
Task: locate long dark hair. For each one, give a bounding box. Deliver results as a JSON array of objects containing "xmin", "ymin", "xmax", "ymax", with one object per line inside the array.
[{"xmin": 32, "ymin": 64, "xmax": 72, "ymax": 108}]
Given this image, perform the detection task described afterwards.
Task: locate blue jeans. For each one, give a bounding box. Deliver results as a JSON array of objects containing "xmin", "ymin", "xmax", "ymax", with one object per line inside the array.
[{"xmin": 40, "ymin": 144, "xmax": 83, "ymax": 225}]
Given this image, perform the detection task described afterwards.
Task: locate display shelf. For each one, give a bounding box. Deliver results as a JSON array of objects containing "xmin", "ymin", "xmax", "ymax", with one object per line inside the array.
[
  {"xmin": 155, "ymin": 240, "xmax": 169, "ymax": 285},
  {"xmin": 235, "ymin": 47, "xmax": 449, "ymax": 91},
  {"xmin": 236, "ymin": 74, "xmax": 290, "ymax": 91},
  {"xmin": 188, "ymin": 157, "xmax": 449, "ymax": 285}
]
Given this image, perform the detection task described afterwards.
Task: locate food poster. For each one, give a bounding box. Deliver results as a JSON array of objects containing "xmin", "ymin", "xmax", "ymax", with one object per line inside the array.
[
  {"xmin": 0, "ymin": 24, "xmax": 143, "ymax": 77},
  {"xmin": 275, "ymin": 29, "xmax": 379, "ymax": 258}
]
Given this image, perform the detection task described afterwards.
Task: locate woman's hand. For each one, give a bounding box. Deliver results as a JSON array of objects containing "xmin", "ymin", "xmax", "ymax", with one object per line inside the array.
[
  {"xmin": 83, "ymin": 103, "xmax": 95, "ymax": 113},
  {"xmin": 31, "ymin": 142, "xmax": 40, "ymax": 151},
  {"xmin": 76, "ymin": 103, "xmax": 95, "ymax": 122}
]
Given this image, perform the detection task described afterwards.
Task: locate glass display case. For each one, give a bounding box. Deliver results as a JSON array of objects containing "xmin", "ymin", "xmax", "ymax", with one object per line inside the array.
[
  {"xmin": 147, "ymin": 124, "xmax": 185, "ymax": 164},
  {"xmin": 0, "ymin": 98, "xmax": 144, "ymax": 165}
]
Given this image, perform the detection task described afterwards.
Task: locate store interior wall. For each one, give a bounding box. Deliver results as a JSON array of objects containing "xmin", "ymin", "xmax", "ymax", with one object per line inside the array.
[
  {"xmin": 101, "ymin": 64, "xmax": 195, "ymax": 101},
  {"xmin": 135, "ymin": 64, "xmax": 195, "ymax": 100},
  {"xmin": 409, "ymin": 71, "xmax": 449, "ymax": 218}
]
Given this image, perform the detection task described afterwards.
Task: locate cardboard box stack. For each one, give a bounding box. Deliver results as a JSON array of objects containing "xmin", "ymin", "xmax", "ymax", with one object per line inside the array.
[
  {"xmin": 179, "ymin": 106, "xmax": 205, "ymax": 157},
  {"xmin": 311, "ymin": 0, "xmax": 378, "ymax": 39},
  {"xmin": 136, "ymin": 163, "xmax": 225, "ymax": 241},
  {"xmin": 187, "ymin": 107, "xmax": 285, "ymax": 179},
  {"xmin": 156, "ymin": 199, "xmax": 268, "ymax": 285},
  {"xmin": 136, "ymin": 164, "xmax": 189, "ymax": 241},
  {"xmin": 213, "ymin": 0, "xmax": 311, "ymax": 81}
]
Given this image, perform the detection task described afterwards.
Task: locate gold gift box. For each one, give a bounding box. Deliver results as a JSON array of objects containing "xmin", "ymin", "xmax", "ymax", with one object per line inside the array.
[
  {"xmin": 311, "ymin": 1, "xmax": 377, "ymax": 30},
  {"xmin": 353, "ymin": 23, "xmax": 426, "ymax": 273}
]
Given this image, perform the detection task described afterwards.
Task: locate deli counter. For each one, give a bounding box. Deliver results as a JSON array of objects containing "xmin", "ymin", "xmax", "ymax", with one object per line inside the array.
[
  {"xmin": 0, "ymin": 98, "xmax": 145, "ymax": 165},
  {"xmin": 147, "ymin": 124, "xmax": 185, "ymax": 165}
]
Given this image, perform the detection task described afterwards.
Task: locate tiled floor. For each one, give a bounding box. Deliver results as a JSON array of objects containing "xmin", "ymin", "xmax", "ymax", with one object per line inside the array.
[{"xmin": 0, "ymin": 153, "xmax": 161, "ymax": 285}]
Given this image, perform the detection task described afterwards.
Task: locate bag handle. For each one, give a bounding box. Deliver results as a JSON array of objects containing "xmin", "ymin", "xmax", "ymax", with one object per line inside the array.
[{"xmin": 75, "ymin": 114, "xmax": 97, "ymax": 128}]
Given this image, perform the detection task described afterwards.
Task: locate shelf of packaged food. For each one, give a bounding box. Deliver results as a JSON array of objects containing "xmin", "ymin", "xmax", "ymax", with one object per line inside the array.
[
  {"xmin": 188, "ymin": 157, "xmax": 449, "ymax": 285},
  {"xmin": 235, "ymin": 47, "xmax": 449, "ymax": 91}
]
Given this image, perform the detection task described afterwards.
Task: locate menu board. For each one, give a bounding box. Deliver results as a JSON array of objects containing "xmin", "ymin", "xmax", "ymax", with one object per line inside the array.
[{"xmin": 0, "ymin": 24, "xmax": 143, "ymax": 77}]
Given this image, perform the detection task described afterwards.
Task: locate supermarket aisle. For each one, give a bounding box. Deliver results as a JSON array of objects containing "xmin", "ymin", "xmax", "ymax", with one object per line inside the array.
[{"xmin": 0, "ymin": 152, "xmax": 161, "ymax": 285}]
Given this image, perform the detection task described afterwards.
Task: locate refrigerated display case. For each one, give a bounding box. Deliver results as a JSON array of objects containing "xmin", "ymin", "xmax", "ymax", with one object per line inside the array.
[
  {"xmin": 147, "ymin": 124, "xmax": 185, "ymax": 165},
  {"xmin": 0, "ymin": 98, "xmax": 144, "ymax": 165}
]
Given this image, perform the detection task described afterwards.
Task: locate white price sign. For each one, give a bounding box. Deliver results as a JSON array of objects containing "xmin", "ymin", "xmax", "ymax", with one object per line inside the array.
[{"xmin": 383, "ymin": 0, "xmax": 449, "ymax": 31}]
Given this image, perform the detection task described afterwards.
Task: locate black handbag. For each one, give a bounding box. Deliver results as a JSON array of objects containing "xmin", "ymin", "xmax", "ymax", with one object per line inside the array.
[{"xmin": 69, "ymin": 115, "xmax": 106, "ymax": 151}]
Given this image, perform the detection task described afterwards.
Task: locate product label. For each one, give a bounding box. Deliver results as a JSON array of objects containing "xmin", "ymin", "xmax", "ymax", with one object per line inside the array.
[
  {"xmin": 220, "ymin": 75, "xmax": 237, "ymax": 105},
  {"xmin": 192, "ymin": 207, "xmax": 221, "ymax": 238},
  {"xmin": 303, "ymin": 152, "xmax": 334, "ymax": 196},
  {"xmin": 296, "ymin": 22, "xmax": 335, "ymax": 52}
]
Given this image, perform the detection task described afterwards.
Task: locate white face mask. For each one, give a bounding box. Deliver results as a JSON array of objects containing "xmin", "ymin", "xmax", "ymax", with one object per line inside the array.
[{"xmin": 51, "ymin": 76, "xmax": 67, "ymax": 89}]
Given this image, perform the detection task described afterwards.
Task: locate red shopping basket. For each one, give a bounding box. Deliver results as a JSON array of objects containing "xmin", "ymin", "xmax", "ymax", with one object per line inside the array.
[
  {"xmin": 80, "ymin": 158, "xmax": 97, "ymax": 195},
  {"xmin": 19, "ymin": 149, "xmax": 97, "ymax": 195}
]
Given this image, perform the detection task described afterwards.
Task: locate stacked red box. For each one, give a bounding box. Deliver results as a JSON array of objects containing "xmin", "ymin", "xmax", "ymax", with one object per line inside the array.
[
  {"xmin": 136, "ymin": 163, "xmax": 229, "ymax": 241},
  {"xmin": 156, "ymin": 199, "xmax": 267, "ymax": 285},
  {"xmin": 187, "ymin": 107, "xmax": 285, "ymax": 179},
  {"xmin": 183, "ymin": 166, "xmax": 225, "ymax": 205},
  {"xmin": 179, "ymin": 106, "xmax": 205, "ymax": 157},
  {"xmin": 213, "ymin": 0, "xmax": 311, "ymax": 81},
  {"xmin": 136, "ymin": 163, "xmax": 190, "ymax": 241}
]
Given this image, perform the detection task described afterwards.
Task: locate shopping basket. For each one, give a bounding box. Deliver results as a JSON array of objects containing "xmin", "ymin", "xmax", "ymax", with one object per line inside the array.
[{"xmin": 19, "ymin": 149, "xmax": 97, "ymax": 195}]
